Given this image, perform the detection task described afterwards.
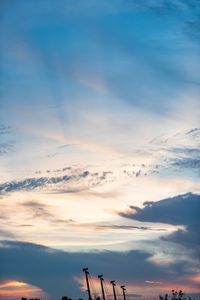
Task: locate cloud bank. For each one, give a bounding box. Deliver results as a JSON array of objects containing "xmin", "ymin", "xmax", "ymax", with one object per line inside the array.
[
  {"xmin": 0, "ymin": 239, "xmax": 198, "ymax": 300},
  {"xmin": 119, "ymin": 193, "xmax": 200, "ymax": 252}
]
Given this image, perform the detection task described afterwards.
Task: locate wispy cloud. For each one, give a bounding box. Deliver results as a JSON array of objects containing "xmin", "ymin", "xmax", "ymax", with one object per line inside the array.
[
  {"xmin": 0, "ymin": 124, "xmax": 14, "ymax": 156},
  {"xmin": 0, "ymin": 229, "xmax": 15, "ymax": 239},
  {"xmin": 21, "ymin": 201, "xmax": 55, "ymax": 219},
  {"xmin": 0, "ymin": 143, "xmax": 14, "ymax": 155},
  {"xmin": 147, "ymin": 128, "xmax": 200, "ymax": 174},
  {"xmin": 1, "ymin": 128, "xmax": 199, "ymax": 197},
  {"xmin": 95, "ymin": 224, "xmax": 150, "ymax": 231},
  {"xmin": 0, "ymin": 169, "xmax": 113, "ymax": 194},
  {"xmin": 0, "ymin": 124, "xmax": 11, "ymax": 135},
  {"xmin": 21, "ymin": 200, "xmax": 75, "ymax": 225},
  {"xmin": 172, "ymin": 158, "xmax": 200, "ymax": 169}
]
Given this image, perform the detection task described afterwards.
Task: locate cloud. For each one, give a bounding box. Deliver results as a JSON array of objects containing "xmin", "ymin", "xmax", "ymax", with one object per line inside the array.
[
  {"xmin": 123, "ymin": 0, "xmax": 200, "ymax": 14},
  {"xmin": 2, "ymin": 0, "xmax": 199, "ymax": 18},
  {"xmin": 21, "ymin": 201, "xmax": 55, "ymax": 219},
  {"xmin": 185, "ymin": 18, "xmax": 200, "ymax": 41},
  {"xmin": 169, "ymin": 147, "xmax": 200, "ymax": 156},
  {"xmin": 0, "ymin": 143, "xmax": 14, "ymax": 155},
  {"xmin": 0, "ymin": 125, "xmax": 11, "ymax": 135},
  {"xmin": 119, "ymin": 193, "xmax": 199, "ymax": 225},
  {"xmin": 160, "ymin": 227, "xmax": 199, "ymax": 249},
  {"xmin": 2, "ymin": 125, "xmax": 200, "ymax": 196},
  {"xmin": 119, "ymin": 193, "xmax": 200, "ymax": 251},
  {"xmin": 95, "ymin": 224, "xmax": 150, "ymax": 231},
  {"xmin": 148, "ymin": 128, "xmax": 200, "ymax": 175},
  {"xmin": 150, "ymin": 128, "xmax": 200, "ymax": 151},
  {"xmin": 0, "ymin": 169, "xmax": 112, "ymax": 194},
  {"xmin": 0, "ymin": 124, "xmax": 14, "ymax": 156},
  {"xmin": 0, "ymin": 214, "xmax": 7, "ymax": 220},
  {"xmin": 2, "ymin": 0, "xmax": 198, "ymax": 121},
  {"xmin": 21, "ymin": 200, "xmax": 75, "ymax": 225},
  {"xmin": 0, "ymin": 230, "xmax": 15, "ymax": 239},
  {"xmin": 0, "ymin": 240, "xmax": 198, "ymax": 300},
  {"xmin": 172, "ymin": 158, "xmax": 200, "ymax": 169}
]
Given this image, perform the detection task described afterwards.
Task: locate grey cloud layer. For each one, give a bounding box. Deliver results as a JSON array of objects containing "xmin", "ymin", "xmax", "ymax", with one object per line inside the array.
[
  {"xmin": 0, "ymin": 240, "xmax": 197, "ymax": 300},
  {"xmin": 120, "ymin": 193, "xmax": 199, "ymax": 225},
  {"xmin": 120, "ymin": 193, "xmax": 200, "ymax": 252}
]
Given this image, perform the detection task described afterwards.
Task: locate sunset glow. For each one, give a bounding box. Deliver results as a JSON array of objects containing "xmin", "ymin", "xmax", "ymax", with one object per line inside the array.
[
  {"xmin": 0, "ymin": 281, "xmax": 47, "ymax": 300},
  {"xmin": 0, "ymin": 282, "xmax": 27, "ymax": 289}
]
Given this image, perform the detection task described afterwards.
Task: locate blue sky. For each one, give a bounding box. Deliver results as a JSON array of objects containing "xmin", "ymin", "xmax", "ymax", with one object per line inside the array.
[{"xmin": 0, "ymin": 1, "xmax": 200, "ymax": 300}]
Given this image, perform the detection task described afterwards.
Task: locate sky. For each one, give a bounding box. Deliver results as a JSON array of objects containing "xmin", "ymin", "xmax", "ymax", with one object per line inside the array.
[{"xmin": 0, "ymin": 0, "xmax": 200, "ymax": 300}]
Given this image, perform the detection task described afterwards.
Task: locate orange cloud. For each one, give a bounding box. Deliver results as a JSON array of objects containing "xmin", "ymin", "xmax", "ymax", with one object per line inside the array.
[
  {"xmin": 189, "ymin": 274, "xmax": 200, "ymax": 284},
  {"xmin": 0, "ymin": 288, "xmax": 41, "ymax": 295},
  {"xmin": 0, "ymin": 281, "xmax": 26, "ymax": 289},
  {"xmin": 145, "ymin": 281, "xmax": 163, "ymax": 284},
  {"xmin": 0, "ymin": 281, "xmax": 48, "ymax": 300}
]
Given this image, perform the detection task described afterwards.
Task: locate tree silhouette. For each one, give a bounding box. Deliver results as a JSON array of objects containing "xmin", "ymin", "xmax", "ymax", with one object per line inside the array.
[
  {"xmin": 159, "ymin": 290, "xmax": 195, "ymax": 300},
  {"xmin": 61, "ymin": 296, "xmax": 72, "ymax": 300},
  {"xmin": 21, "ymin": 298, "xmax": 40, "ymax": 300}
]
